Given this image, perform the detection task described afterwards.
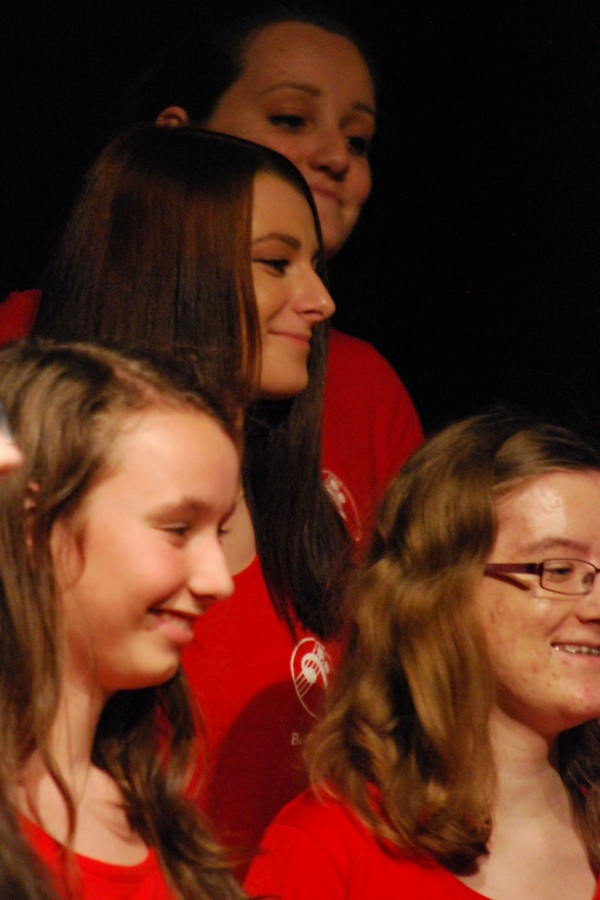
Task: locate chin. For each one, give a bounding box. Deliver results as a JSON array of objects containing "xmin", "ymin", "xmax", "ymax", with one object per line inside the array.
[
  {"xmin": 259, "ymin": 377, "xmax": 309, "ymax": 400},
  {"xmin": 318, "ymin": 214, "xmax": 357, "ymax": 258}
]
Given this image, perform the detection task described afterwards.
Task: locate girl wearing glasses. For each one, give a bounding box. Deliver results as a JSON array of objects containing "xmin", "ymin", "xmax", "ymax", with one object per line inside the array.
[
  {"xmin": 0, "ymin": 340, "xmax": 245, "ymax": 900},
  {"xmin": 246, "ymin": 410, "xmax": 600, "ymax": 900}
]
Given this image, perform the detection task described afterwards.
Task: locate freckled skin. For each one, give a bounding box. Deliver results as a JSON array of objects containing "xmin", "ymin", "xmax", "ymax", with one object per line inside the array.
[{"xmin": 476, "ymin": 470, "xmax": 600, "ymax": 738}]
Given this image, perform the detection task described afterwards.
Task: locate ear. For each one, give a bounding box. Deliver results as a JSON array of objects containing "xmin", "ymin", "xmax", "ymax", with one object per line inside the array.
[{"xmin": 155, "ymin": 106, "xmax": 190, "ymax": 128}]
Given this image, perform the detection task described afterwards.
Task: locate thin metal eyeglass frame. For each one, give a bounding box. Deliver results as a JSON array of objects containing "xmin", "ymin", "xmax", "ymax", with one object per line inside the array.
[{"xmin": 484, "ymin": 559, "xmax": 600, "ymax": 596}]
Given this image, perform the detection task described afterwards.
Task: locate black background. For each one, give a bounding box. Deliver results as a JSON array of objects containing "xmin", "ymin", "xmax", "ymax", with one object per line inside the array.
[{"xmin": 2, "ymin": 1, "xmax": 599, "ymax": 436}]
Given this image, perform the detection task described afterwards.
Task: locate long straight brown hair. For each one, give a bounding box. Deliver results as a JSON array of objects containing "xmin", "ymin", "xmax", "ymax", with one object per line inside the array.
[
  {"xmin": 309, "ymin": 409, "xmax": 600, "ymax": 871},
  {"xmin": 37, "ymin": 125, "xmax": 353, "ymax": 637},
  {"xmin": 0, "ymin": 339, "xmax": 246, "ymax": 900}
]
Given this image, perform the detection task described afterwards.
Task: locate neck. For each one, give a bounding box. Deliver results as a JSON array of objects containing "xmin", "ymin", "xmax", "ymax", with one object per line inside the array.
[
  {"xmin": 19, "ymin": 673, "xmax": 106, "ymax": 839},
  {"xmin": 489, "ymin": 707, "xmax": 568, "ymax": 822}
]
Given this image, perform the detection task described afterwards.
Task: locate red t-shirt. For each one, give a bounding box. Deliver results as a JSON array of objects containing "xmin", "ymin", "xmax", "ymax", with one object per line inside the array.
[
  {"xmin": 182, "ymin": 331, "xmax": 422, "ymax": 857},
  {"xmin": 323, "ymin": 329, "xmax": 423, "ymax": 542},
  {"xmin": 245, "ymin": 789, "xmax": 600, "ymax": 900},
  {"xmin": 183, "ymin": 556, "xmax": 335, "ymax": 856},
  {"xmin": 20, "ymin": 815, "xmax": 174, "ymax": 900}
]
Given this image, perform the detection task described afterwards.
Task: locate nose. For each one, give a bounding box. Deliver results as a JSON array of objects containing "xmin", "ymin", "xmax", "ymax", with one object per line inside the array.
[
  {"xmin": 293, "ymin": 268, "xmax": 335, "ymax": 323},
  {"xmin": 574, "ymin": 579, "xmax": 600, "ymax": 622},
  {"xmin": 187, "ymin": 538, "xmax": 234, "ymax": 609},
  {"xmin": 307, "ymin": 128, "xmax": 350, "ymax": 180}
]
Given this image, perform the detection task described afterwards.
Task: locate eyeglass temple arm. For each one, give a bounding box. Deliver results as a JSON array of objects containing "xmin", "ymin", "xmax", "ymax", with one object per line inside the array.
[{"xmin": 484, "ymin": 563, "xmax": 538, "ymax": 592}]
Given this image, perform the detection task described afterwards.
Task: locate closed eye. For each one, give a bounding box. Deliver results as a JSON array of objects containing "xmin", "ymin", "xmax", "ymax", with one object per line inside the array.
[
  {"xmin": 268, "ymin": 114, "xmax": 306, "ymax": 130},
  {"xmin": 253, "ymin": 257, "xmax": 289, "ymax": 275},
  {"xmin": 348, "ymin": 135, "xmax": 371, "ymax": 156},
  {"xmin": 162, "ymin": 524, "xmax": 191, "ymax": 540}
]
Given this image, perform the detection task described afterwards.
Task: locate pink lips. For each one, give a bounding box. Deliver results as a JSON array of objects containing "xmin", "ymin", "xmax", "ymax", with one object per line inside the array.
[
  {"xmin": 270, "ymin": 331, "xmax": 312, "ymax": 348},
  {"xmin": 310, "ymin": 185, "xmax": 342, "ymax": 205},
  {"xmin": 149, "ymin": 608, "xmax": 199, "ymax": 646}
]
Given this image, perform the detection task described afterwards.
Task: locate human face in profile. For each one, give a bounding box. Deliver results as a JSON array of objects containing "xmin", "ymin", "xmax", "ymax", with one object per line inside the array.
[
  {"xmin": 53, "ymin": 406, "xmax": 239, "ymax": 703},
  {"xmin": 206, "ymin": 22, "xmax": 376, "ymax": 258},
  {"xmin": 477, "ymin": 470, "xmax": 600, "ymax": 738},
  {"xmin": 251, "ymin": 173, "xmax": 335, "ymax": 400}
]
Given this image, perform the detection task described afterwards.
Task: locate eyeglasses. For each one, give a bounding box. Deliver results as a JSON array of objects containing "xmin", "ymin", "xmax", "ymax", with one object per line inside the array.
[{"xmin": 484, "ymin": 559, "xmax": 600, "ymax": 597}]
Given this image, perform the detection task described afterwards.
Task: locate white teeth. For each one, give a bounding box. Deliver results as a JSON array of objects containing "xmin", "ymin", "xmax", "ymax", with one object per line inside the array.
[
  {"xmin": 554, "ymin": 644, "xmax": 600, "ymax": 657},
  {"xmin": 152, "ymin": 610, "xmax": 193, "ymax": 629}
]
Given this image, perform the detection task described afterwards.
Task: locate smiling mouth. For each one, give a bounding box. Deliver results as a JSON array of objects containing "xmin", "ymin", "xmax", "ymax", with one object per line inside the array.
[
  {"xmin": 552, "ymin": 643, "xmax": 600, "ymax": 657},
  {"xmin": 310, "ymin": 186, "xmax": 342, "ymax": 205},
  {"xmin": 271, "ymin": 331, "xmax": 311, "ymax": 346},
  {"xmin": 150, "ymin": 609, "xmax": 198, "ymax": 629}
]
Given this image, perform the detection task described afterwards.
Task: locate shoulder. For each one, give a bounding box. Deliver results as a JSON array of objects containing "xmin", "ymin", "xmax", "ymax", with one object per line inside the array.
[
  {"xmin": 322, "ymin": 330, "xmax": 423, "ymax": 504},
  {"xmin": 245, "ymin": 790, "xmax": 362, "ymax": 900},
  {"xmin": 327, "ymin": 329, "xmax": 400, "ymax": 381},
  {"xmin": 246, "ymin": 789, "xmax": 479, "ymax": 900},
  {"xmin": 326, "ymin": 328, "xmax": 421, "ymax": 425},
  {"xmin": 272, "ymin": 788, "xmax": 363, "ymax": 843}
]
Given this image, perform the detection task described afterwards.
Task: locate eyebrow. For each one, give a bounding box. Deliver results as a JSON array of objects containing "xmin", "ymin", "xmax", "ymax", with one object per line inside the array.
[
  {"xmin": 259, "ymin": 82, "xmax": 376, "ymax": 120},
  {"xmin": 519, "ymin": 537, "xmax": 591, "ymax": 556},
  {"xmin": 252, "ymin": 233, "xmax": 301, "ymax": 251},
  {"xmin": 149, "ymin": 498, "xmax": 210, "ymax": 519},
  {"xmin": 149, "ymin": 496, "xmax": 237, "ymax": 524}
]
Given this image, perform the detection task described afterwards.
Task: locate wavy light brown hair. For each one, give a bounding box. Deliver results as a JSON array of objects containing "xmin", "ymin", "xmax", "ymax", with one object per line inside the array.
[
  {"xmin": 309, "ymin": 409, "xmax": 600, "ymax": 872},
  {"xmin": 0, "ymin": 339, "xmax": 245, "ymax": 900}
]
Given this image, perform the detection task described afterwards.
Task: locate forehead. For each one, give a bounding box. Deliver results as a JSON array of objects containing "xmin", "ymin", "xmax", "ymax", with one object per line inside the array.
[
  {"xmin": 493, "ymin": 470, "xmax": 600, "ymax": 558},
  {"xmin": 99, "ymin": 405, "xmax": 235, "ymax": 481},
  {"xmin": 252, "ymin": 173, "xmax": 317, "ymax": 237},
  {"xmin": 240, "ymin": 21, "xmax": 376, "ymax": 109}
]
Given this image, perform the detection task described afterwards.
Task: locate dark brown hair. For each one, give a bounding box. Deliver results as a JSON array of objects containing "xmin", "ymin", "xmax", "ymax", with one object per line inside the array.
[
  {"xmin": 0, "ymin": 339, "xmax": 245, "ymax": 900},
  {"xmin": 117, "ymin": 6, "xmax": 377, "ymax": 131},
  {"xmin": 37, "ymin": 124, "xmax": 353, "ymax": 637},
  {"xmin": 309, "ymin": 409, "xmax": 600, "ymax": 871}
]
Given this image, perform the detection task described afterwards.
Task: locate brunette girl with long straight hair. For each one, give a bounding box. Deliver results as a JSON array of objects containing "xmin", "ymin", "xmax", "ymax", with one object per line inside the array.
[
  {"xmin": 0, "ymin": 339, "xmax": 245, "ymax": 900},
  {"xmin": 33, "ymin": 124, "xmax": 354, "ymax": 854},
  {"xmin": 36, "ymin": 124, "xmax": 350, "ymax": 639},
  {"xmin": 246, "ymin": 410, "xmax": 600, "ymax": 900}
]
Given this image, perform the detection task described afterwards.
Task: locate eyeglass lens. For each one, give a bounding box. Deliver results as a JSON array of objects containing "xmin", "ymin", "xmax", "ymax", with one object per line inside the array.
[{"xmin": 541, "ymin": 559, "xmax": 597, "ymax": 595}]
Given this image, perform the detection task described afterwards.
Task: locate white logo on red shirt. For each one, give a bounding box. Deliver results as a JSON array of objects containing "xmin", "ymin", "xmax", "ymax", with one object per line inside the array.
[
  {"xmin": 322, "ymin": 469, "xmax": 362, "ymax": 542},
  {"xmin": 290, "ymin": 638, "xmax": 332, "ymax": 718}
]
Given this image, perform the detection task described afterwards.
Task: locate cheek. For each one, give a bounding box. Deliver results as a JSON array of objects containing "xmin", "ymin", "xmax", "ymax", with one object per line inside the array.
[
  {"xmin": 347, "ymin": 161, "xmax": 372, "ymax": 208},
  {"xmin": 252, "ymin": 277, "xmax": 284, "ymax": 329},
  {"xmin": 257, "ymin": 133, "xmax": 308, "ymax": 171}
]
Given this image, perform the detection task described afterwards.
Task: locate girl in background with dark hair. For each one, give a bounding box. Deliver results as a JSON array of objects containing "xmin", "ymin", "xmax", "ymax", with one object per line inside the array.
[
  {"xmin": 28, "ymin": 124, "xmax": 362, "ymax": 856},
  {"xmin": 129, "ymin": 8, "xmax": 423, "ymax": 526},
  {"xmin": 0, "ymin": 339, "xmax": 244, "ymax": 900},
  {"xmin": 2, "ymin": 6, "xmax": 422, "ymax": 537},
  {"xmin": 247, "ymin": 411, "xmax": 600, "ymax": 899}
]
